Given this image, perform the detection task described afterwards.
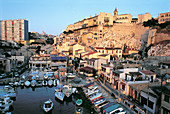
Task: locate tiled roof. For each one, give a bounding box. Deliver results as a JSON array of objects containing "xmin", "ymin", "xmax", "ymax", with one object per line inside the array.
[
  {"xmin": 82, "ymin": 52, "xmax": 97, "ymax": 57},
  {"xmin": 140, "ymin": 70, "xmax": 156, "ymax": 75},
  {"xmin": 75, "ymin": 49, "xmax": 82, "ymax": 52},
  {"xmin": 98, "ymin": 54, "xmax": 109, "ymax": 57},
  {"xmin": 95, "ymin": 47, "xmax": 104, "ymax": 49}
]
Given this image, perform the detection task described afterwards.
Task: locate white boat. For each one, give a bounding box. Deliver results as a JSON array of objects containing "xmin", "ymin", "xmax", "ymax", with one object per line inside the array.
[
  {"xmin": 53, "ymin": 80, "xmax": 56, "ymax": 86},
  {"xmin": 6, "ymin": 92, "xmax": 16, "ymax": 98},
  {"xmin": 55, "ymin": 85, "xmax": 63, "ymax": 92},
  {"xmin": 25, "ymin": 81, "xmax": 30, "ymax": 87},
  {"xmin": 0, "ymin": 105, "xmax": 10, "ymax": 113},
  {"xmin": 86, "ymin": 89, "xmax": 100, "ymax": 97},
  {"xmin": 84, "ymin": 85, "xmax": 98, "ymax": 94},
  {"xmin": 13, "ymin": 82, "xmax": 19, "ymax": 86},
  {"xmin": 31, "ymin": 80, "xmax": 36, "ymax": 87},
  {"xmin": 43, "ymin": 99, "xmax": 54, "ymax": 112},
  {"xmin": 62, "ymin": 85, "xmax": 72, "ymax": 97},
  {"xmin": 55, "ymin": 92, "xmax": 65, "ymax": 101},
  {"xmin": 56, "ymin": 79, "xmax": 60, "ymax": 85},
  {"xmin": 109, "ymin": 107, "xmax": 124, "ymax": 114},
  {"xmin": 72, "ymin": 88, "xmax": 77, "ymax": 94},
  {"xmin": 8, "ymin": 82, "xmax": 14, "ymax": 87},
  {"xmin": 42, "ymin": 80, "xmax": 48, "ymax": 86},
  {"xmin": 48, "ymin": 80, "xmax": 53, "ymax": 86}
]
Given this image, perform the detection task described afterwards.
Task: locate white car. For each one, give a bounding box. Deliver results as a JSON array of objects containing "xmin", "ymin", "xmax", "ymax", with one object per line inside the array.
[{"xmin": 109, "ymin": 107, "xmax": 124, "ymax": 114}]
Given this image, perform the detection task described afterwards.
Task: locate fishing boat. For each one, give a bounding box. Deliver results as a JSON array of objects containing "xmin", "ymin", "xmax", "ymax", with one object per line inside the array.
[
  {"xmin": 93, "ymin": 98, "xmax": 106, "ymax": 107},
  {"xmin": 76, "ymin": 99, "xmax": 83, "ymax": 106},
  {"xmin": 48, "ymin": 80, "xmax": 53, "ymax": 86},
  {"xmin": 101, "ymin": 102, "xmax": 115, "ymax": 112},
  {"xmin": 84, "ymin": 85, "xmax": 98, "ymax": 94},
  {"xmin": 25, "ymin": 81, "xmax": 30, "ymax": 87},
  {"xmin": 43, "ymin": 99, "xmax": 54, "ymax": 112},
  {"xmin": 75, "ymin": 107, "xmax": 83, "ymax": 114},
  {"xmin": 89, "ymin": 93, "xmax": 102, "ymax": 101},
  {"xmin": 31, "ymin": 80, "xmax": 37, "ymax": 87},
  {"xmin": 55, "ymin": 92, "xmax": 65, "ymax": 101},
  {"xmin": 62, "ymin": 85, "xmax": 72, "ymax": 97}
]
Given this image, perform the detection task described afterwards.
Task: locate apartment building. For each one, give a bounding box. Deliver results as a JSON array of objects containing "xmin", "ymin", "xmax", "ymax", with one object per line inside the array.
[
  {"xmin": 161, "ymin": 86, "xmax": 170, "ymax": 114},
  {"xmin": 1, "ymin": 19, "xmax": 29, "ymax": 44},
  {"xmin": 158, "ymin": 12, "xmax": 170, "ymax": 24}
]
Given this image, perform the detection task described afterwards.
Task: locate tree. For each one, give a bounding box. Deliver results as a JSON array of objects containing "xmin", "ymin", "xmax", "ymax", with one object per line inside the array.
[{"xmin": 143, "ymin": 18, "xmax": 158, "ymax": 27}]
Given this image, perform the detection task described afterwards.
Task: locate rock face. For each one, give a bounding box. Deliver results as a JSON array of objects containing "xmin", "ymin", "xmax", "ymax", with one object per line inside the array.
[
  {"xmin": 148, "ymin": 40, "xmax": 170, "ymax": 56},
  {"xmin": 91, "ymin": 29, "xmax": 141, "ymax": 50}
]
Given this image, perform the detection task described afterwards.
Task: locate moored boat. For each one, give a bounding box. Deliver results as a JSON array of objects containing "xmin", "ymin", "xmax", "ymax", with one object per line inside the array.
[
  {"xmin": 25, "ymin": 81, "xmax": 31, "ymax": 87},
  {"xmin": 62, "ymin": 85, "xmax": 72, "ymax": 97},
  {"xmin": 48, "ymin": 80, "xmax": 53, "ymax": 86},
  {"xmin": 31, "ymin": 80, "xmax": 36, "ymax": 87},
  {"xmin": 75, "ymin": 107, "xmax": 83, "ymax": 114},
  {"xmin": 76, "ymin": 99, "xmax": 83, "ymax": 106},
  {"xmin": 89, "ymin": 93, "xmax": 102, "ymax": 101},
  {"xmin": 55, "ymin": 92, "xmax": 65, "ymax": 101},
  {"xmin": 93, "ymin": 98, "xmax": 106, "ymax": 107},
  {"xmin": 43, "ymin": 99, "xmax": 53, "ymax": 112}
]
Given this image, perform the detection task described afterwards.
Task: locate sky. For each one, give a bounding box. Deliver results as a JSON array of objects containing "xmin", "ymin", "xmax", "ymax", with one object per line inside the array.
[{"xmin": 0, "ymin": 0, "xmax": 170, "ymax": 35}]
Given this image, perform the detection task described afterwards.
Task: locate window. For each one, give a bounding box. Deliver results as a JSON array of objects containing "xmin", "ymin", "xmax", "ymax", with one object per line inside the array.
[
  {"xmin": 161, "ymin": 19, "xmax": 164, "ymax": 21},
  {"xmin": 94, "ymin": 33, "xmax": 97, "ymax": 35},
  {"xmin": 164, "ymin": 95, "xmax": 169, "ymax": 103},
  {"xmin": 122, "ymin": 85, "xmax": 125, "ymax": 90},
  {"xmin": 166, "ymin": 14, "xmax": 168, "ymax": 17},
  {"xmin": 161, "ymin": 15, "xmax": 164, "ymax": 17},
  {"xmin": 163, "ymin": 107, "xmax": 170, "ymax": 114},
  {"xmin": 119, "ymin": 51, "xmax": 121, "ymax": 53},
  {"xmin": 116, "ymin": 50, "xmax": 118, "ymax": 53}
]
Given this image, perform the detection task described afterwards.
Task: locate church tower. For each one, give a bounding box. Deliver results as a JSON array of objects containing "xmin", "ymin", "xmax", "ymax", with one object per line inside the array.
[{"xmin": 114, "ymin": 8, "xmax": 118, "ymax": 16}]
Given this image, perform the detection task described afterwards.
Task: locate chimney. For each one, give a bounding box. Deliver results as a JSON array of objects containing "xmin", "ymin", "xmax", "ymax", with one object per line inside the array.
[{"xmin": 95, "ymin": 14, "xmax": 97, "ymax": 16}]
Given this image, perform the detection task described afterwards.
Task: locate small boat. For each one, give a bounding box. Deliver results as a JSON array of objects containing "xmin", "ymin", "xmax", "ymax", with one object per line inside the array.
[
  {"xmin": 109, "ymin": 107, "xmax": 124, "ymax": 114},
  {"xmin": 19, "ymin": 80, "xmax": 25, "ymax": 86},
  {"xmin": 9, "ymin": 82, "xmax": 14, "ymax": 87},
  {"xmin": 43, "ymin": 99, "xmax": 54, "ymax": 112},
  {"xmin": 55, "ymin": 92, "xmax": 65, "ymax": 101},
  {"xmin": 48, "ymin": 80, "xmax": 53, "ymax": 86},
  {"xmin": 62, "ymin": 85, "xmax": 72, "ymax": 97},
  {"xmin": 103, "ymin": 104, "xmax": 119, "ymax": 114},
  {"xmin": 44, "ymin": 74, "xmax": 48, "ymax": 80},
  {"xmin": 13, "ymin": 82, "xmax": 19, "ymax": 86},
  {"xmin": 76, "ymin": 99, "xmax": 83, "ymax": 106},
  {"xmin": 0, "ymin": 105, "xmax": 10, "ymax": 113},
  {"xmin": 42, "ymin": 80, "xmax": 48, "ymax": 86},
  {"xmin": 93, "ymin": 98, "xmax": 106, "ymax": 106},
  {"xmin": 91, "ymin": 96, "xmax": 104, "ymax": 103},
  {"xmin": 90, "ymin": 93, "xmax": 102, "ymax": 101},
  {"xmin": 53, "ymin": 80, "xmax": 56, "ymax": 86},
  {"xmin": 25, "ymin": 81, "xmax": 31, "ymax": 87},
  {"xmin": 84, "ymin": 82, "xmax": 94, "ymax": 88},
  {"xmin": 31, "ymin": 80, "xmax": 36, "ymax": 87},
  {"xmin": 86, "ymin": 89, "xmax": 100, "ymax": 97},
  {"xmin": 97, "ymin": 101, "xmax": 110, "ymax": 109},
  {"xmin": 72, "ymin": 88, "xmax": 77, "ymax": 94},
  {"xmin": 75, "ymin": 107, "xmax": 83, "ymax": 114},
  {"xmin": 56, "ymin": 79, "xmax": 60, "ymax": 85},
  {"xmin": 6, "ymin": 92, "xmax": 16, "ymax": 98},
  {"xmin": 101, "ymin": 102, "xmax": 115, "ymax": 112},
  {"xmin": 84, "ymin": 85, "xmax": 98, "ymax": 94},
  {"xmin": 37, "ymin": 80, "xmax": 43, "ymax": 87}
]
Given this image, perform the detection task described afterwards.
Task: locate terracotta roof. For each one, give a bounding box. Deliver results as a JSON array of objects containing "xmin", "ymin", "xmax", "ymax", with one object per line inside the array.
[
  {"xmin": 82, "ymin": 52, "xmax": 97, "ymax": 57},
  {"xmin": 98, "ymin": 54, "xmax": 109, "ymax": 57},
  {"xmin": 105, "ymin": 47, "xmax": 113, "ymax": 50},
  {"xmin": 75, "ymin": 49, "xmax": 82, "ymax": 52},
  {"xmin": 140, "ymin": 70, "xmax": 156, "ymax": 75},
  {"xmin": 70, "ymin": 43, "xmax": 77, "ymax": 46},
  {"xmin": 95, "ymin": 47, "xmax": 104, "ymax": 49},
  {"xmin": 89, "ymin": 58, "xmax": 99, "ymax": 61}
]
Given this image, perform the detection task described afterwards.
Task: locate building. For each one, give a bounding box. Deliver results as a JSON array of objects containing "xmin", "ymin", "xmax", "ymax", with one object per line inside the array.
[
  {"xmin": 138, "ymin": 13, "xmax": 152, "ymax": 24},
  {"xmin": 158, "ymin": 12, "xmax": 170, "ymax": 24},
  {"xmin": 161, "ymin": 86, "xmax": 170, "ymax": 114},
  {"xmin": 1, "ymin": 19, "xmax": 29, "ymax": 44}
]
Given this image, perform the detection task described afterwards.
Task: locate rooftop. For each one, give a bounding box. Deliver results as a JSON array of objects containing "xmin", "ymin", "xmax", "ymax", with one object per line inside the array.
[{"xmin": 140, "ymin": 70, "xmax": 156, "ymax": 75}]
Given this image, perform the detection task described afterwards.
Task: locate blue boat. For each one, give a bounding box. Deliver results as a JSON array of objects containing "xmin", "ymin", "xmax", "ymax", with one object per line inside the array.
[
  {"xmin": 103, "ymin": 104, "xmax": 119, "ymax": 114},
  {"xmin": 94, "ymin": 98, "xmax": 106, "ymax": 106}
]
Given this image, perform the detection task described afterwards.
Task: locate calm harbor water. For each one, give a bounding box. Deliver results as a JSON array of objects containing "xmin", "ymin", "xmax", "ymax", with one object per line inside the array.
[{"xmin": 10, "ymin": 86, "xmax": 94, "ymax": 114}]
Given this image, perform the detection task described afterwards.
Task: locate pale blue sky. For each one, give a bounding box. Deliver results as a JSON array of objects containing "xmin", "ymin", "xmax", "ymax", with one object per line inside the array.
[{"xmin": 1, "ymin": 0, "xmax": 170, "ymax": 35}]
